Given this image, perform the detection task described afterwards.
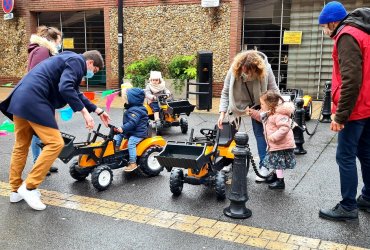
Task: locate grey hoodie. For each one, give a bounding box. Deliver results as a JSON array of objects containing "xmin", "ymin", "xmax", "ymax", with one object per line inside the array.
[{"xmin": 219, "ymin": 51, "xmax": 279, "ymax": 117}]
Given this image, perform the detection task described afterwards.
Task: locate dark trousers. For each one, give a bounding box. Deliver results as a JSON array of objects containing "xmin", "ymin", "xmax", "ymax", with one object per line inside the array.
[{"xmin": 337, "ymin": 117, "xmax": 370, "ymax": 210}]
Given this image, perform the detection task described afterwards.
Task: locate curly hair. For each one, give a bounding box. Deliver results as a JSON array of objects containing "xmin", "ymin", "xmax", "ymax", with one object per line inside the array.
[
  {"xmin": 232, "ymin": 50, "xmax": 266, "ymax": 81},
  {"xmin": 260, "ymin": 90, "xmax": 284, "ymax": 114}
]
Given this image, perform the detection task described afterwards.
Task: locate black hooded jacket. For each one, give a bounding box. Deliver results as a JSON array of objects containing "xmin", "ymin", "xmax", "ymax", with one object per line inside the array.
[
  {"xmin": 342, "ymin": 8, "xmax": 370, "ymax": 34},
  {"xmin": 330, "ymin": 8, "xmax": 370, "ymax": 124}
]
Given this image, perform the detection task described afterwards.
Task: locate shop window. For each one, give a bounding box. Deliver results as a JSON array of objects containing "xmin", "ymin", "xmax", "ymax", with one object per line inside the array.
[{"xmin": 38, "ymin": 10, "xmax": 105, "ymax": 87}]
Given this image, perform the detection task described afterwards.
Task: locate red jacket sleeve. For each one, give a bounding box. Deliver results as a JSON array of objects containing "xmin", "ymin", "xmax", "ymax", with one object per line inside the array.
[{"xmin": 27, "ymin": 47, "xmax": 50, "ymax": 71}]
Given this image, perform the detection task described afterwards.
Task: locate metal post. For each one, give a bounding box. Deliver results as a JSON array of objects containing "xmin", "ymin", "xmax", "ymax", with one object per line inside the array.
[
  {"xmin": 320, "ymin": 81, "xmax": 332, "ymax": 123},
  {"xmin": 224, "ymin": 132, "xmax": 252, "ymax": 219},
  {"xmin": 293, "ymin": 98, "xmax": 307, "ymax": 155},
  {"xmin": 118, "ymin": 0, "xmax": 124, "ymax": 85}
]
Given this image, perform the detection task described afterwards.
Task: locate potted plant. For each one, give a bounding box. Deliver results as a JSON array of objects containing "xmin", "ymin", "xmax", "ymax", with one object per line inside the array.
[{"xmin": 167, "ymin": 55, "xmax": 196, "ymax": 97}]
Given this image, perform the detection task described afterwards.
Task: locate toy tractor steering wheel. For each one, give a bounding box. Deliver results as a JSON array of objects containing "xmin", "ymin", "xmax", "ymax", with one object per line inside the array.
[
  {"xmin": 157, "ymin": 94, "xmax": 169, "ymax": 105},
  {"xmin": 200, "ymin": 128, "xmax": 216, "ymax": 141}
]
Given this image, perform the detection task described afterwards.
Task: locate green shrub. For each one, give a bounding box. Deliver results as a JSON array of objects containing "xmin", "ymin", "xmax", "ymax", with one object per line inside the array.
[
  {"xmin": 126, "ymin": 56, "xmax": 162, "ymax": 88},
  {"xmin": 168, "ymin": 55, "xmax": 196, "ymax": 93}
]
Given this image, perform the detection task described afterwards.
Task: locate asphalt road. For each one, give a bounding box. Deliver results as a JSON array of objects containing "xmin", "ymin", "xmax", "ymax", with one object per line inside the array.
[{"xmin": 0, "ymin": 109, "xmax": 369, "ymax": 249}]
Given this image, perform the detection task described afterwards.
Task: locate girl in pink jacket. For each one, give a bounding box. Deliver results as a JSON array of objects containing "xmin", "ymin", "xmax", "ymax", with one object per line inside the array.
[{"xmin": 247, "ymin": 90, "xmax": 296, "ymax": 189}]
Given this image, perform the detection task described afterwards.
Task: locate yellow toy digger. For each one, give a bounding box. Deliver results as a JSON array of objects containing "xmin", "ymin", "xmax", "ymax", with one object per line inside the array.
[
  {"xmin": 155, "ymin": 123, "xmax": 236, "ymax": 200},
  {"xmin": 57, "ymin": 124, "xmax": 166, "ymax": 191},
  {"xmin": 145, "ymin": 94, "xmax": 195, "ymax": 135}
]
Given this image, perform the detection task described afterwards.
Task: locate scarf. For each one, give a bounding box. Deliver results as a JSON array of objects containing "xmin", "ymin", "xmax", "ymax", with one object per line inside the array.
[{"xmin": 149, "ymin": 80, "xmax": 166, "ymax": 94}]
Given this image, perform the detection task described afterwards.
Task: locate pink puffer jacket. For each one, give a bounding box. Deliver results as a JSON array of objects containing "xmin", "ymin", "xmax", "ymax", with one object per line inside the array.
[{"xmin": 250, "ymin": 102, "xmax": 296, "ymax": 152}]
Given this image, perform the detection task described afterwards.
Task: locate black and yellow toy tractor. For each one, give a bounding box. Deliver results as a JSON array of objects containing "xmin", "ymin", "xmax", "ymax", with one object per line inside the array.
[
  {"xmin": 144, "ymin": 94, "xmax": 195, "ymax": 135},
  {"xmin": 155, "ymin": 123, "xmax": 236, "ymax": 200},
  {"xmin": 58, "ymin": 124, "xmax": 166, "ymax": 191}
]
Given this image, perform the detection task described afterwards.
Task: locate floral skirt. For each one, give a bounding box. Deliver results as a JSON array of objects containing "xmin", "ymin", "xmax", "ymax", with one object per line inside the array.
[{"xmin": 261, "ymin": 149, "xmax": 296, "ymax": 170}]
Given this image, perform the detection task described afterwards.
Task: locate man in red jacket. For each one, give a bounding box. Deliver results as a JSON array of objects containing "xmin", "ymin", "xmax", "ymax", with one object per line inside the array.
[{"xmin": 318, "ymin": 1, "xmax": 370, "ymax": 221}]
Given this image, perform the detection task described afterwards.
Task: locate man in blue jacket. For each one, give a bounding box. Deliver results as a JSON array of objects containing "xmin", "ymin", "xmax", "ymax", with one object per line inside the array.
[
  {"xmin": 0, "ymin": 50, "xmax": 110, "ymax": 210},
  {"xmin": 114, "ymin": 87, "xmax": 148, "ymax": 172}
]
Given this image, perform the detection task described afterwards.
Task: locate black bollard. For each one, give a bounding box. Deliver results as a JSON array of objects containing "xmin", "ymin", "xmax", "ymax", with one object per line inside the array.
[
  {"xmin": 293, "ymin": 98, "xmax": 307, "ymax": 155},
  {"xmin": 224, "ymin": 132, "xmax": 252, "ymax": 219},
  {"xmin": 320, "ymin": 81, "xmax": 332, "ymax": 123}
]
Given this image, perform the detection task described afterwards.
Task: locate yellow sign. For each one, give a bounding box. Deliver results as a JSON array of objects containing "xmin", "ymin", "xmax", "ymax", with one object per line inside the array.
[
  {"xmin": 63, "ymin": 38, "xmax": 74, "ymax": 49},
  {"xmin": 283, "ymin": 31, "xmax": 302, "ymax": 45}
]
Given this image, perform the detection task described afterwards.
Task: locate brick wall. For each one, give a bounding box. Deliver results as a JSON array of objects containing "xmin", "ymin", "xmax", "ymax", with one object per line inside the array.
[{"xmin": 0, "ymin": 0, "xmax": 238, "ymax": 96}]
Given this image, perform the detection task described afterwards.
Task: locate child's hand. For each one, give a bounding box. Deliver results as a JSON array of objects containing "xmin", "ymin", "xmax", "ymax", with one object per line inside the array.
[
  {"xmin": 114, "ymin": 127, "xmax": 123, "ymax": 133},
  {"xmin": 245, "ymin": 107, "xmax": 252, "ymax": 116}
]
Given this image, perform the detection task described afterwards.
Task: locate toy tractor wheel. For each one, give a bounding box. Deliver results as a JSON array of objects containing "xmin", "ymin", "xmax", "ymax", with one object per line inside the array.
[
  {"xmin": 91, "ymin": 165, "xmax": 113, "ymax": 191},
  {"xmin": 139, "ymin": 146, "xmax": 164, "ymax": 177},
  {"xmin": 170, "ymin": 168, "xmax": 184, "ymax": 196},
  {"xmin": 69, "ymin": 158, "xmax": 89, "ymax": 181},
  {"xmin": 180, "ymin": 117, "xmax": 188, "ymax": 134},
  {"xmin": 215, "ymin": 171, "xmax": 226, "ymax": 200},
  {"xmin": 305, "ymin": 101, "xmax": 313, "ymax": 121}
]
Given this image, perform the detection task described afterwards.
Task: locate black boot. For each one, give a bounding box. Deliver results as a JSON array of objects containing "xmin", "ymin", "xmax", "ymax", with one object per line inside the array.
[
  {"xmin": 266, "ymin": 172, "xmax": 277, "ymax": 184},
  {"xmin": 268, "ymin": 178, "xmax": 285, "ymax": 189},
  {"xmin": 49, "ymin": 166, "xmax": 58, "ymax": 173}
]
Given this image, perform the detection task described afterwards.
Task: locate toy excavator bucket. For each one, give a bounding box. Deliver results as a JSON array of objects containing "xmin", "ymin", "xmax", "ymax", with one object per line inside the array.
[
  {"xmin": 155, "ymin": 142, "xmax": 210, "ymax": 173},
  {"xmin": 167, "ymin": 100, "xmax": 195, "ymax": 116},
  {"xmin": 58, "ymin": 132, "xmax": 77, "ymax": 163}
]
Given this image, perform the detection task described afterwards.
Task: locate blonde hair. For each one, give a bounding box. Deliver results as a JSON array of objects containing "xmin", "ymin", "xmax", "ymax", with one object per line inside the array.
[
  {"xmin": 36, "ymin": 25, "xmax": 61, "ymax": 42},
  {"xmin": 260, "ymin": 90, "xmax": 284, "ymax": 115},
  {"xmin": 232, "ymin": 50, "xmax": 266, "ymax": 81}
]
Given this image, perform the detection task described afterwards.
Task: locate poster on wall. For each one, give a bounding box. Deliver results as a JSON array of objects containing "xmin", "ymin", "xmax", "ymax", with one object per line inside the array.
[
  {"xmin": 201, "ymin": 0, "xmax": 220, "ymax": 7},
  {"xmin": 63, "ymin": 38, "xmax": 74, "ymax": 49},
  {"xmin": 283, "ymin": 31, "xmax": 303, "ymax": 45}
]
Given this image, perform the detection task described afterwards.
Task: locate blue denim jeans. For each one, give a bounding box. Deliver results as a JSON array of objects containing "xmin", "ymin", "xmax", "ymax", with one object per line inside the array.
[
  {"xmin": 149, "ymin": 102, "xmax": 160, "ymax": 112},
  {"xmin": 337, "ymin": 118, "xmax": 370, "ymax": 210},
  {"xmin": 114, "ymin": 134, "xmax": 125, "ymax": 148},
  {"xmin": 31, "ymin": 135, "xmax": 41, "ymax": 163},
  {"xmin": 251, "ymin": 118, "xmax": 267, "ymax": 167},
  {"xmin": 128, "ymin": 136, "xmax": 144, "ymax": 163}
]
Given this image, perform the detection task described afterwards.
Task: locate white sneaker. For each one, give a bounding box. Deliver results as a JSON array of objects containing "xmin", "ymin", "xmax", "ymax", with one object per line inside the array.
[
  {"xmin": 221, "ymin": 164, "xmax": 232, "ymax": 173},
  {"xmin": 255, "ymin": 167, "xmax": 271, "ymax": 182},
  {"xmin": 10, "ymin": 189, "xmax": 41, "ymax": 203},
  {"xmin": 17, "ymin": 183, "xmax": 46, "ymax": 210},
  {"xmin": 10, "ymin": 192, "xmax": 23, "ymax": 203}
]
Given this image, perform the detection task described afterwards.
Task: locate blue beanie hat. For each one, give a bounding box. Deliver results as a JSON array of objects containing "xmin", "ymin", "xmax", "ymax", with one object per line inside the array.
[{"xmin": 319, "ymin": 1, "xmax": 347, "ymax": 24}]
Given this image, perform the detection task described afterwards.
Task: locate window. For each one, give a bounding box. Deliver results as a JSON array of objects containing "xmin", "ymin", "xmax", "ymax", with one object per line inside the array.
[{"xmin": 38, "ymin": 10, "xmax": 105, "ymax": 87}]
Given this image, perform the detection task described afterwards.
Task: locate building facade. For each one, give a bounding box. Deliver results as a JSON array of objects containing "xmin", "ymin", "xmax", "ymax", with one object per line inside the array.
[{"xmin": 0, "ymin": 0, "xmax": 368, "ymax": 98}]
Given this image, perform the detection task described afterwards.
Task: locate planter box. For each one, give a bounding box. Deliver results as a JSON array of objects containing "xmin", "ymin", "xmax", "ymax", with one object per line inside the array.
[{"xmin": 123, "ymin": 78, "xmax": 196, "ymax": 101}]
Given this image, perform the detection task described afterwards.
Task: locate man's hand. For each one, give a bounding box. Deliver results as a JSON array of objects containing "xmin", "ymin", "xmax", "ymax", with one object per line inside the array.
[
  {"xmin": 95, "ymin": 108, "xmax": 111, "ymax": 127},
  {"xmin": 330, "ymin": 119, "xmax": 344, "ymax": 132},
  {"xmin": 81, "ymin": 108, "xmax": 95, "ymax": 130},
  {"xmin": 245, "ymin": 107, "xmax": 252, "ymax": 116}
]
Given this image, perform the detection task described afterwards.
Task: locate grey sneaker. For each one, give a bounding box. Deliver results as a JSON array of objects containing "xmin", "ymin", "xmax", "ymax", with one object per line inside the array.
[
  {"xmin": 319, "ymin": 204, "xmax": 358, "ymax": 221},
  {"xmin": 357, "ymin": 195, "xmax": 370, "ymax": 213}
]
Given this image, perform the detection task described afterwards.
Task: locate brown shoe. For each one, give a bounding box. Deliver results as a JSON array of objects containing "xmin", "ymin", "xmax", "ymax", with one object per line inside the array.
[{"xmin": 124, "ymin": 163, "xmax": 138, "ymax": 172}]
